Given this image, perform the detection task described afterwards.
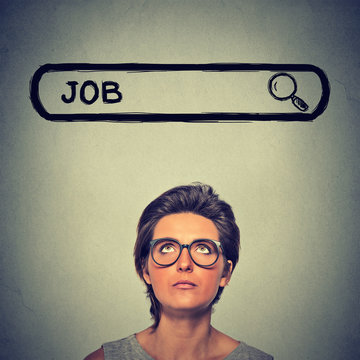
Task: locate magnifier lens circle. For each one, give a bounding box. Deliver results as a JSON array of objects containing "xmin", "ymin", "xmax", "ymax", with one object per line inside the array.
[{"xmin": 270, "ymin": 74, "xmax": 296, "ymax": 99}]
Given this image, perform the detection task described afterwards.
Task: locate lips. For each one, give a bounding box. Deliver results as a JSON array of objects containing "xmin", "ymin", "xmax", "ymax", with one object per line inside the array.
[{"xmin": 173, "ymin": 280, "xmax": 197, "ymax": 289}]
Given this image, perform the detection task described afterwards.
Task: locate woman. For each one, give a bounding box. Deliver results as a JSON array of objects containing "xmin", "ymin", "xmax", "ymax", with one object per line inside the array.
[{"xmin": 85, "ymin": 183, "xmax": 273, "ymax": 360}]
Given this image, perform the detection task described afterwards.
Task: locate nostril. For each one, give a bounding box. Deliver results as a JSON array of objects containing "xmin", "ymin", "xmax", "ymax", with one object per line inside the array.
[{"xmin": 176, "ymin": 248, "xmax": 194, "ymax": 272}]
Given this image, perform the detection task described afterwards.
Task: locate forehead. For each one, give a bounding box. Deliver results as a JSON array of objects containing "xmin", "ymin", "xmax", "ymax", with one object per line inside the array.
[{"xmin": 153, "ymin": 213, "xmax": 219, "ymax": 241}]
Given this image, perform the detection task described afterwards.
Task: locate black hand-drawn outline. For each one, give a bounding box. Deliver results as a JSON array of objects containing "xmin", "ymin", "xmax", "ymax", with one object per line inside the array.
[
  {"xmin": 30, "ymin": 63, "xmax": 330, "ymax": 122},
  {"xmin": 268, "ymin": 73, "xmax": 309, "ymax": 112}
]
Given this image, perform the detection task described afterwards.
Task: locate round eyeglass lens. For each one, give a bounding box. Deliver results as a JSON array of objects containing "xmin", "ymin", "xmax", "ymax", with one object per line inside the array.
[
  {"xmin": 152, "ymin": 239, "xmax": 180, "ymax": 265},
  {"xmin": 190, "ymin": 240, "xmax": 219, "ymax": 266},
  {"xmin": 151, "ymin": 239, "xmax": 219, "ymax": 266}
]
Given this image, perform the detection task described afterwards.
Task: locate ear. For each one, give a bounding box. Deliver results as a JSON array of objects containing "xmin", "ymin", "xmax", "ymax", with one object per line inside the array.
[
  {"xmin": 219, "ymin": 260, "xmax": 233, "ymax": 287},
  {"xmin": 142, "ymin": 264, "xmax": 152, "ymax": 285}
]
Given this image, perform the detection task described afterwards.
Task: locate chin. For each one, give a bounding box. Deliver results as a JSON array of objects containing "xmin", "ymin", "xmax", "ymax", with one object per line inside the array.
[{"xmin": 164, "ymin": 298, "xmax": 214, "ymax": 314}]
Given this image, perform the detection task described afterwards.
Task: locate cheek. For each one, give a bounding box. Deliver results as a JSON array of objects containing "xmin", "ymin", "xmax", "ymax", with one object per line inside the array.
[
  {"xmin": 202, "ymin": 271, "xmax": 223, "ymax": 296},
  {"xmin": 147, "ymin": 267, "xmax": 169, "ymax": 293}
]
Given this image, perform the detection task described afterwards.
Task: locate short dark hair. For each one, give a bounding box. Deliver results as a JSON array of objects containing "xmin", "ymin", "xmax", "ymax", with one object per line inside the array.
[{"xmin": 134, "ymin": 183, "xmax": 240, "ymax": 328}]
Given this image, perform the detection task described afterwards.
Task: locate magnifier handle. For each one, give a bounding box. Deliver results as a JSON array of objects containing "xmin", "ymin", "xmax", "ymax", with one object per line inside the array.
[{"xmin": 291, "ymin": 95, "xmax": 308, "ymax": 112}]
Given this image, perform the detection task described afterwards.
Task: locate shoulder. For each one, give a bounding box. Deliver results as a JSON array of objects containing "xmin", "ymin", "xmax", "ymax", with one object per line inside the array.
[
  {"xmin": 83, "ymin": 347, "xmax": 104, "ymax": 360},
  {"xmin": 211, "ymin": 328, "xmax": 273, "ymax": 360},
  {"xmin": 83, "ymin": 335, "xmax": 137, "ymax": 360},
  {"xmin": 102, "ymin": 334, "xmax": 137, "ymax": 352},
  {"xmin": 101, "ymin": 334, "xmax": 152, "ymax": 359},
  {"xmin": 229, "ymin": 342, "xmax": 273, "ymax": 360}
]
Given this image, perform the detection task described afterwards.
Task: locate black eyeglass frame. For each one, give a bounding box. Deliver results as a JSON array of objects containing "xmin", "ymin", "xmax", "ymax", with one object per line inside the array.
[{"xmin": 149, "ymin": 237, "xmax": 224, "ymax": 268}]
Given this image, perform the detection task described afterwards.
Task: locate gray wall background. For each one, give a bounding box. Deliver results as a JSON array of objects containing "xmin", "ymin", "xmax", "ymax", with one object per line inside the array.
[{"xmin": 1, "ymin": 1, "xmax": 359, "ymax": 359}]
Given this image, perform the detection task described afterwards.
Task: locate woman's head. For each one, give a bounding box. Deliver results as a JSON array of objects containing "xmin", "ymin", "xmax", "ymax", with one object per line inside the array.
[{"xmin": 133, "ymin": 183, "xmax": 240, "ymax": 327}]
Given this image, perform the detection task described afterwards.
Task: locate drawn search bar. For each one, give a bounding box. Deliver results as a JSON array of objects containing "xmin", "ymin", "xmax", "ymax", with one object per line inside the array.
[{"xmin": 30, "ymin": 63, "xmax": 330, "ymax": 122}]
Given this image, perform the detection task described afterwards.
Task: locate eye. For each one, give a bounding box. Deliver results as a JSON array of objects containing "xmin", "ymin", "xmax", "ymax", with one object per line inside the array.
[
  {"xmin": 195, "ymin": 243, "xmax": 212, "ymax": 254},
  {"xmin": 160, "ymin": 243, "xmax": 176, "ymax": 253}
]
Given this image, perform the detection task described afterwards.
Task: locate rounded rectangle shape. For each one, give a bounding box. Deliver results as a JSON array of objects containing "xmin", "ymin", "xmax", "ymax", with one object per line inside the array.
[{"xmin": 30, "ymin": 63, "xmax": 330, "ymax": 122}]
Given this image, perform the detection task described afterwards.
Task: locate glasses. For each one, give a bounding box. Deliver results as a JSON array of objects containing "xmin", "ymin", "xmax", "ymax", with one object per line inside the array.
[{"xmin": 149, "ymin": 238, "xmax": 223, "ymax": 267}]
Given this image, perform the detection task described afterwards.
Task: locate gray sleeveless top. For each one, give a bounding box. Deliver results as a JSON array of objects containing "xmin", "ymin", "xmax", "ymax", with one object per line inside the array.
[{"xmin": 102, "ymin": 334, "xmax": 273, "ymax": 359}]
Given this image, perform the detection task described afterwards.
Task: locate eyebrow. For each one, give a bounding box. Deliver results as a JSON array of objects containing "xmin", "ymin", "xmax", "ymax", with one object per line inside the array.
[
  {"xmin": 152, "ymin": 237, "xmax": 219, "ymax": 241},
  {"xmin": 151, "ymin": 237, "xmax": 222, "ymax": 245}
]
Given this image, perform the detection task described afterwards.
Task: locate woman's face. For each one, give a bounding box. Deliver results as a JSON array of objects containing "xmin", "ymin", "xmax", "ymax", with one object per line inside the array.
[{"xmin": 143, "ymin": 212, "xmax": 232, "ymax": 315}]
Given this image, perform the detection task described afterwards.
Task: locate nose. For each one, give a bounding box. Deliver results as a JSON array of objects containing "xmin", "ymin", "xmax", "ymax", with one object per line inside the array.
[{"xmin": 176, "ymin": 245, "xmax": 193, "ymax": 272}]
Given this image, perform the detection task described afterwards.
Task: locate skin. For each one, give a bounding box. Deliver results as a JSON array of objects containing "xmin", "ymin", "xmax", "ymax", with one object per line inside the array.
[
  {"xmin": 144, "ymin": 213, "xmax": 231, "ymax": 315},
  {"xmin": 84, "ymin": 213, "xmax": 239, "ymax": 360}
]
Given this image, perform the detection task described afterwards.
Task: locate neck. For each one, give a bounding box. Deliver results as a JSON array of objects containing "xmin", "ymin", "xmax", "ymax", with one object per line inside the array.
[
  {"xmin": 150, "ymin": 306, "xmax": 215, "ymax": 359},
  {"xmin": 157, "ymin": 305, "xmax": 212, "ymax": 336}
]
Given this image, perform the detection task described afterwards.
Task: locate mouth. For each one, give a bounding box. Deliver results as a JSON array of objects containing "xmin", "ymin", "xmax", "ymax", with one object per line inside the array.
[{"xmin": 173, "ymin": 280, "xmax": 197, "ymax": 289}]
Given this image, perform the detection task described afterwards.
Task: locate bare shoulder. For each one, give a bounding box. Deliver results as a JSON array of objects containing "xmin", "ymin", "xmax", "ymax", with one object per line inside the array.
[
  {"xmin": 83, "ymin": 347, "xmax": 104, "ymax": 360},
  {"xmin": 211, "ymin": 327, "xmax": 240, "ymax": 357},
  {"xmin": 213, "ymin": 327, "xmax": 239, "ymax": 343},
  {"xmin": 135, "ymin": 326, "xmax": 154, "ymax": 350}
]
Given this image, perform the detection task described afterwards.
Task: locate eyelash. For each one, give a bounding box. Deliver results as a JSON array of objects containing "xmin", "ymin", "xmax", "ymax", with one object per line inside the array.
[
  {"xmin": 195, "ymin": 244, "xmax": 211, "ymax": 254},
  {"xmin": 159, "ymin": 243, "xmax": 176, "ymax": 252},
  {"xmin": 156, "ymin": 241, "xmax": 215, "ymax": 255}
]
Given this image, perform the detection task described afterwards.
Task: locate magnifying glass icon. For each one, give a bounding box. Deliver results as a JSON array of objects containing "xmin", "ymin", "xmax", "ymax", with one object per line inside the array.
[{"xmin": 268, "ymin": 73, "xmax": 309, "ymax": 112}]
